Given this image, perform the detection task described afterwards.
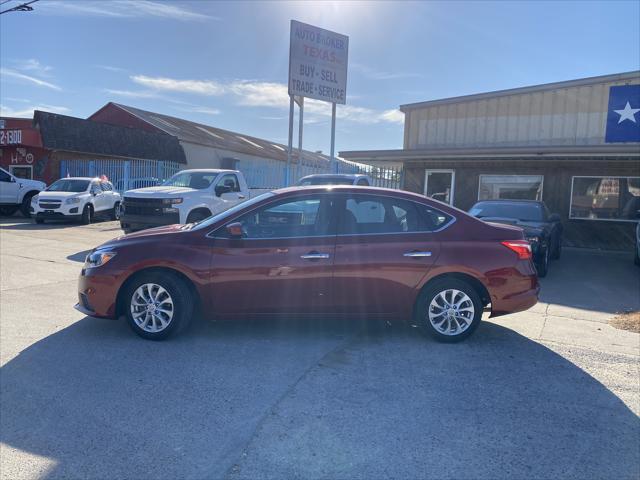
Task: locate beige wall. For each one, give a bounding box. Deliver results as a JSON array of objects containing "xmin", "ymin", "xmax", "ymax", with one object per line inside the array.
[{"xmin": 405, "ymin": 76, "xmax": 640, "ymax": 149}]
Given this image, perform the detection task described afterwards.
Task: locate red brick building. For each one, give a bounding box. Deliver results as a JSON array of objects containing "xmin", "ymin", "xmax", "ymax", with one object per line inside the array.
[{"xmin": 0, "ymin": 118, "xmax": 56, "ymax": 184}]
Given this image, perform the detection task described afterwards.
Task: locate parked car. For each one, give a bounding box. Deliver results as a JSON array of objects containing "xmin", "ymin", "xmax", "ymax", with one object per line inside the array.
[
  {"xmin": 31, "ymin": 177, "xmax": 121, "ymax": 224},
  {"xmin": 635, "ymin": 222, "xmax": 640, "ymax": 267},
  {"xmin": 468, "ymin": 200, "xmax": 563, "ymax": 277},
  {"xmin": 76, "ymin": 186, "xmax": 539, "ymax": 342},
  {"xmin": 0, "ymin": 167, "xmax": 46, "ymax": 217},
  {"xmin": 120, "ymin": 169, "xmax": 250, "ymax": 233},
  {"xmin": 297, "ymin": 173, "xmax": 372, "ymax": 186}
]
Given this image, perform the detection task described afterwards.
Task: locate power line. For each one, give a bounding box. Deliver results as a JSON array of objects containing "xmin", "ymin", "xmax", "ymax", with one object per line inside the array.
[{"xmin": 0, "ymin": 0, "xmax": 38, "ymax": 15}]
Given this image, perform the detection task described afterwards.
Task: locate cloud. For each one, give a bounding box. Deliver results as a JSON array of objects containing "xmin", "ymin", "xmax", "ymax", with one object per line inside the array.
[
  {"xmin": 351, "ymin": 62, "xmax": 423, "ymax": 81},
  {"xmin": 104, "ymin": 88, "xmax": 160, "ymax": 99},
  {"xmin": 0, "ymin": 103, "xmax": 70, "ymax": 118},
  {"xmin": 124, "ymin": 74, "xmax": 403, "ymax": 124},
  {"xmin": 13, "ymin": 59, "xmax": 53, "ymax": 77},
  {"xmin": 0, "ymin": 68, "xmax": 61, "ymax": 91},
  {"xmin": 95, "ymin": 65, "xmax": 128, "ymax": 73},
  {"xmin": 38, "ymin": 1, "xmax": 215, "ymax": 21},
  {"xmin": 131, "ymin": 75, "xmax": 225, "ymax": 96}
]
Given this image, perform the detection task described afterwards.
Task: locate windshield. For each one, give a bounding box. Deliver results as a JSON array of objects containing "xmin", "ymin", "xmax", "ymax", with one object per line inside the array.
[
  {"xmin": 297, "ymin": 176, "xmax": 354, "ymax": 186},
  {"xmin": 191, "ymin": 192, "xmax": 275, "ymax": 230},
  {"xmin": 163, "ymin": 172, "xmax": 218, "ymax": 189},
  {"xmin": 469, "ymin": 202, "xmax": 544, "ymax": 222},
  {"xmin": 46, "ymin": 179, "xmax": 90, "ymax": 193}
]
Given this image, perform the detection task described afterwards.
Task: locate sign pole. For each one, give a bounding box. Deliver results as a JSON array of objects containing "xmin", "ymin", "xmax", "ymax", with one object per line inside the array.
[
  {"xmin": 330, "ymin": 102, "xmax": 336, "ymax": 173},
  {"xmin": 285, "ymin": 94, "xmax": 294, "ymax": 186},
  {"xmin": 297, "ymin": 97, "xmax": 304, "ymax": 180}
]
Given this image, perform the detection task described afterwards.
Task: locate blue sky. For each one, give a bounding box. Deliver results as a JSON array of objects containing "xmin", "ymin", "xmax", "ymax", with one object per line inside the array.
[{"xmin": 1, "ymin": 0, "xmax": 639, "ymax": 153}]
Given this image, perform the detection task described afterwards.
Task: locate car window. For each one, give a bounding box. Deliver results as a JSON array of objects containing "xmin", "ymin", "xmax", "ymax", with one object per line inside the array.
[
  {"xmin": 217, "ymin": 196, "xmax": 331, "ymax": 239},
  {"xmin": 469, "ymin": 202, "xmax": 543, "ymax": 222},
  {"xmin": 163, "ymin": 171, "xmax": 217, "ymax": 189},
  {"xmin": 0, "ymin": 169, "xmax": 11, "ymax": 182},
  {"xmin": 217, "ymin": 174, "xmax": 240, "ymax": 192},
  {"xmin": 338, "ymin": 194, "xmax": 452, "ymax": 234},
  {"xmin": 90, "ymin": 183, "xmax": 101, "ymax": 195},
  {"xmin": 100, "ymin": 182, "xmax": 113, "ymax": 192}
]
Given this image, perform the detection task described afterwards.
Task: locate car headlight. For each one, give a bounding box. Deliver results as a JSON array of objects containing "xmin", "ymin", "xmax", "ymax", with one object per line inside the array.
[
  {"xmin": 65, "ymin": 197, "xmax": 81, "ymax": 204},
  {"xmin": 84, "ymin": 251, "xmax": 117, "ymax": 269},
  {"xmin": 161, "ymin": 197, "xmax": 183, "ymax": 205}
]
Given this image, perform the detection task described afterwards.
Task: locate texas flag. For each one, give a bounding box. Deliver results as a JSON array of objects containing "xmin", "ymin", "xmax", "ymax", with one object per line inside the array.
[{"xmin": 605, "ymin": 84, "xmax": 640, "ymax": 143}]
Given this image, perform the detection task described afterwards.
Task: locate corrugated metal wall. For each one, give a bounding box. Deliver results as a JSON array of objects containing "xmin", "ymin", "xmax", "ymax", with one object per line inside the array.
[{"xmin": 406, "ymin": 77, "xmax": 640, "ymax": 149}]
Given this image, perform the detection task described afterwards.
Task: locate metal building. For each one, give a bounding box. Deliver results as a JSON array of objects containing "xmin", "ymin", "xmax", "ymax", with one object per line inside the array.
[{"xmin": 341, "ymin": 71, "xmax": 640, "ymax": 251}]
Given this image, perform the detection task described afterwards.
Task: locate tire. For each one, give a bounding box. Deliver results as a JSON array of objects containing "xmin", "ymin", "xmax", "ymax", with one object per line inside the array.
[
  {"xmin": 551, "ymin": 235, "xmax": 562, "ymax": 260},
  {"xmin": 634, "ymin": 248, "xmax": 640, "ymax": 267},
  {"xmin": 110, "ymin": 202, "xmax": 121, "ymax": 221},
  {"xmin": 35, "ymin": 218, "xmax": 44, "ymax": 224},
  {"xmin": 80, "ymin": 204, "xmax": 93, "ymax": 225},
  {"xmin": 20, "ymin": 192, "xmax": 37, "ymax": 218},
  {"xmin": 0, "ymin": 206, "xmax": 19, "ymax": 216},
  {"xmin": 536, "ymin": 246, "xmax": 549, "ymax": 278},
  {"xmin": 414, "ymin": 278, "xmax": 483, "ymax": 343},
  {"xmin": 124, "ymin": 271, "xmax": 194, "ymax": 340},
  {"xmin": 186, "ymin": 209, "xmax": 210, "ymax": 224}
]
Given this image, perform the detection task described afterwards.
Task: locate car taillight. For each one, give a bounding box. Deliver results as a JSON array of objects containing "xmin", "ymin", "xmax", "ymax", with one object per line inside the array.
[{"xmin": 501, "ymin": 240, "xmax": 532, "ymax": 260}]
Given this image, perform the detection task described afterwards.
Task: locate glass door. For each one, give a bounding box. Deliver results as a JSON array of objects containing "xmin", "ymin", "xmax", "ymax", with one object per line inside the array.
[{"xmin": 424, "ymin": 170, "xmax": 455, "ymax": 205}]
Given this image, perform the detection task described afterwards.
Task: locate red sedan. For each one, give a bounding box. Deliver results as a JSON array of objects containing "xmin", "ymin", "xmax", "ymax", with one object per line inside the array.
[{"xmin": 75, "ymin": 186, "xmax": 539, "ymax": 342}]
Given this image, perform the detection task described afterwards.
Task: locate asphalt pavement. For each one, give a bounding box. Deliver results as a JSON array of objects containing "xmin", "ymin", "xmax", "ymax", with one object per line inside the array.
[{"xmin": 1, "ymin": 217, "xmax": 638, "ymax": 480}]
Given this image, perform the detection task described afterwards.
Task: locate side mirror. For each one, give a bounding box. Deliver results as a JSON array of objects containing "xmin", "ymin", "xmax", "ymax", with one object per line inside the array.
[
  {"xmin": 225, "ymin": 222, "xmax": 243, "ymax": 238},
  {"xmin": 10, "ymin": 177, "xmax": 16, "ymax": 183},
  {"xmin": 549, "ymin": 213, "xmax": 561, "ymax": 222},
  {"xmin": 215, "ymin": 185, "xmax": 233, "ymax": 197}
]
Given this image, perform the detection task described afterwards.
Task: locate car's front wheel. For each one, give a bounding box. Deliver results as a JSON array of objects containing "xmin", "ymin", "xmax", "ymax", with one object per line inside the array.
[
  {"xmin": 536, "ymin": 246, "xmax": 549, "ymax": 278},
  {"xmin": 124, "ymin": 272, "xmax": 194, "ymax": 340},
  {"xmin": 80, "ymin": 204, "xmax": 93, "ymax": 224},
  {"xmin": 414, "ymin": 278, "xmax": 483, "ymax": 342}
]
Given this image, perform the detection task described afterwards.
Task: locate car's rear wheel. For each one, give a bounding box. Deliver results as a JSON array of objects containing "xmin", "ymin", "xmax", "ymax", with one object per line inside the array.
[
  {"xmin": 124, "ymin": 272, "xmax": 194, "ymax": 340},
  {"xmin": 20, "ymin": 193, "xmax": 37, "ymax": 218},
  {"xmin": 111, "ymin": 202, "xmax": 121, "ymax": 220},
  {"xmin": 80, "ymin": 204, "xmax": 93, "ymax": 224},
  {"xmin": 414, "ymin": 278, "xmax": 483, "ymax": 342},
  {"xmin": 551, "ymin": 235, "xmax": 562, "ymax": 260},
  {"xmin": 536, "ymin": 246, "xmax": 549, "ymax": 278}
]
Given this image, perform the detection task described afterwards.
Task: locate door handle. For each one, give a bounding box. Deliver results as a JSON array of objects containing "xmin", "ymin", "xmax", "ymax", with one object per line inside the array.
[
  {"xmin": 300, "ymin": 252, "xmax": 330, "ymax": 260},
  {"xmin": 403, "ymin": 251, "xmax": 432, "ymax": 258},
  {"xmin": 238, "ymin": 194, "xmax": 246, "ymax": 199}
]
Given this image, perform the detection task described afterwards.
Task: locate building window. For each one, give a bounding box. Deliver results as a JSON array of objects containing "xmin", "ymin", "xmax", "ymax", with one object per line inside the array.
[
  {"xmin": 478, "ymin": 175, "xmax": 543, "ymax": 201},
  {"xmin": 424, "ymin": 170, "xmax": 455, "ymax": 205},
  {"xmin": 9, "ymin": 165, "xmax": 33, "ymax": 180},
  {"xmin": 570, "ymin": 176, "xmax": 640, "ymax": 222}
]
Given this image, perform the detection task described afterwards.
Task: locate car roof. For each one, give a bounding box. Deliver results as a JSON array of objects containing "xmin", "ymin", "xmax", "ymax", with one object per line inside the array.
[
  {"xmin": 175, "ymin": 169, "xmax": 236, "ymax": 174},
  {"xmin": 299, "ymin": 173, "xmax": 368, "ymax": 179},
  {"xmin": 473, "ymin": 199, "xmax": 543, "ymax": 205},
  {"xmin": 57, "ymin": 177, "xmax": 98, "ymax": 181}
]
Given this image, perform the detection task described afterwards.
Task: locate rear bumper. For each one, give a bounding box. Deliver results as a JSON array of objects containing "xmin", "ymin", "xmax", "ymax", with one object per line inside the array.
[
  {"xmin": 120, "ymin": 212, "xmax": 180, "ymax": 232},
  {"xmin": 490, "ymin": 276, "xmax": 540, "ymax": 317}
]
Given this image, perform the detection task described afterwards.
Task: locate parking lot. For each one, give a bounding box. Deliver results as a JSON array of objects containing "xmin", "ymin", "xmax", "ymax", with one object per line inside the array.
[{"xmin": 1, "ymin": 217, "xmax": 639, "ymax": 480}]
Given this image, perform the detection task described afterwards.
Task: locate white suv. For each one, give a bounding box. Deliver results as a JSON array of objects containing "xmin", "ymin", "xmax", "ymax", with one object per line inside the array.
[
  {"xmin": 31, "ymin": 177, "xmax": 121, "ymax": 224},
  {"xmin": 0, "ymin": 167, "xmax": 46, "ymax": 217}
]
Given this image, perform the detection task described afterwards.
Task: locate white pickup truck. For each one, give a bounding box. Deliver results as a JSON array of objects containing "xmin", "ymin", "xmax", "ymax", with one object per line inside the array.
[
  {"xmin": 0, "ymin": 167, "xmax": 46, "ymax": 217},
  {"xmin": 120, "ymin": 169, "xmax": 252, "ymax": 233}
]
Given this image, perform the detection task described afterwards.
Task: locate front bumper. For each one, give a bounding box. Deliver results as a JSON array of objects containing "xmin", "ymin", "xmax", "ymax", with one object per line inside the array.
[
  {"xmin": 76, "ymin": 268, "xmax": 120, "ymax": 319},
  {"xmin": 33, "ymin": 203, "xmax": 82, "ymax": 220},
  {"xmin": 120, "ymin": 212, "xmax": 180, "ymax": 232}
]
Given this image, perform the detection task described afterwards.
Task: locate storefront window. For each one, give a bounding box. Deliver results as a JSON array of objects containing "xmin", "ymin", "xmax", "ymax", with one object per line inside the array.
[
  {"xmin": 9, "ymin": 165, "xmax": 32, "ymax": 180},
  {"xmin": 570, "ymin": 176, "xmax": 640, "ymax": 221},
  {"xmin": 478, "ymin": 175, "xmax": 543, "ymax": 201}
]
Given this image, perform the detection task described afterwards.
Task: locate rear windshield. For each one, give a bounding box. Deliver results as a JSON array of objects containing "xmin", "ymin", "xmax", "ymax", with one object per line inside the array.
[
  {"xmin": 297, "ymin": 176, "xmax": 354, "ymax": 186},
  {"xmin": 46, "ymin": 179, "xmax": 90, "ymax": 192},
  {"xmin": 469, "ymin": 202, "xmax": 544, "ymax": 222}
]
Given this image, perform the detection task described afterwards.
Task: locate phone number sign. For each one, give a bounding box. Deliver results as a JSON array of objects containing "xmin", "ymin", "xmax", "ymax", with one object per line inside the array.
[{"xmin": 288, "ymin": 20, "xmax": 349, "ymax": 105}]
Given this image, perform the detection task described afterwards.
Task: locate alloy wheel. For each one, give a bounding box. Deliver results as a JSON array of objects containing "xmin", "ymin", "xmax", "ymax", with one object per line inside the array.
[
  {"xmin": 428, "ymin": 289, "xmax": 475, "ymax": 336},
  {"xmin": 130, "ymin": 283, "xmax": 175, "ymax": 333}
]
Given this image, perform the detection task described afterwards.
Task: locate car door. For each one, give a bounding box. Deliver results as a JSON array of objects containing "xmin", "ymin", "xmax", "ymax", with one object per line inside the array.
[
  {"xmin": 0, "ymin": 168, "xmax": 18, "ymax": 204},
  {"xmin": 208, "ymin": 193, "xmax": 337, "ymax": 315},
  {"xmin": 332, "ymin": 193, "xmax": 447, "ymax": 315},
  {"xmin": 213, "ymin": 173, "xmax": 245, "ymax": 213},
  {"xmin": 90, "ymin": 182, "xmax": 106, "ymax": 211}
]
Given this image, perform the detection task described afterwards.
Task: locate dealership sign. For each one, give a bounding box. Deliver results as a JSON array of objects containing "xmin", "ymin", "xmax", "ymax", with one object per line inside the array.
[
  {"xmin": 288, "ymin": 20, "xmax": 349, "ymax": 104},
  {"xmin": 605, "ymin": 84, "xmax": 640, "ymax": 143},
  {"xmin": 0, "ymin": 129, "xmax": 23, "ymax": 145}
]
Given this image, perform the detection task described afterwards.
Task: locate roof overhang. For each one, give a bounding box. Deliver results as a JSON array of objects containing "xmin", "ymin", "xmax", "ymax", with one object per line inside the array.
[{"xmin": 340, "ymin": 145, "xmax": 640, "ymax": 162}]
